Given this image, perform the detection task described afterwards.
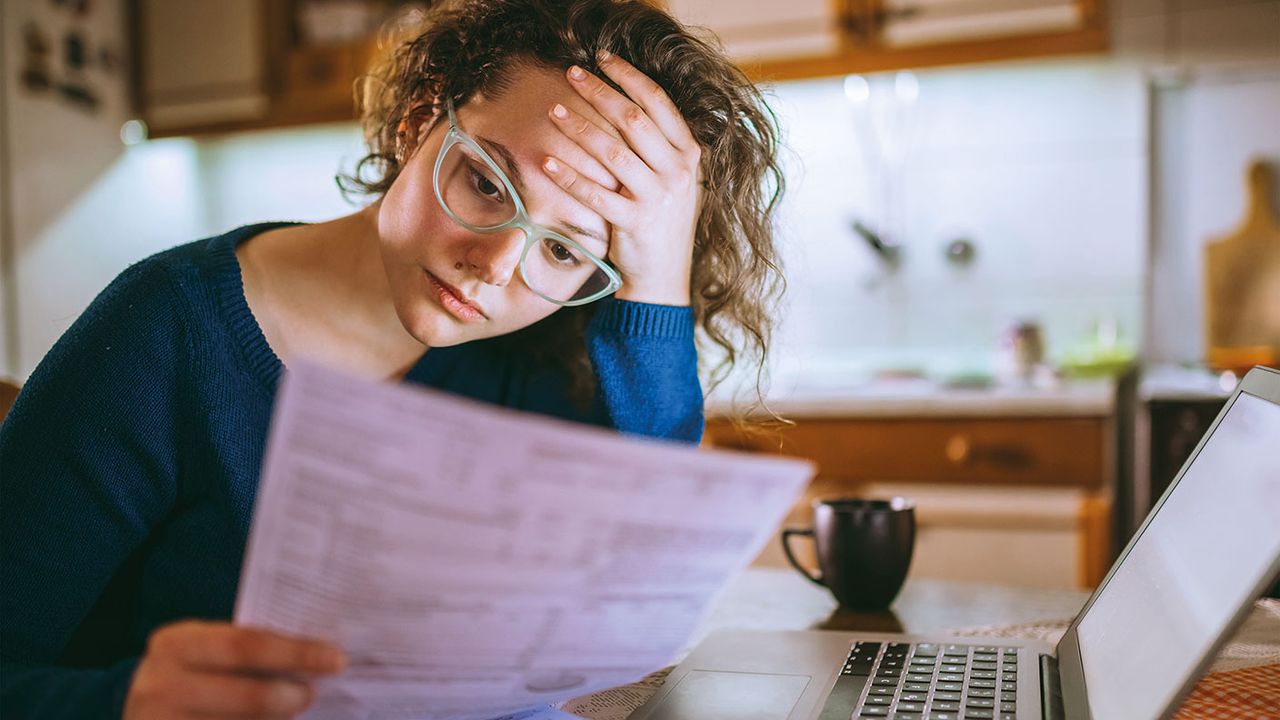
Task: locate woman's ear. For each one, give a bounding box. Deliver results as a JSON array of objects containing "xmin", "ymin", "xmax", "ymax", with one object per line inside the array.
[{"xmin": 395, "ymin": 103, "xmax": 438, "ymax": 164}]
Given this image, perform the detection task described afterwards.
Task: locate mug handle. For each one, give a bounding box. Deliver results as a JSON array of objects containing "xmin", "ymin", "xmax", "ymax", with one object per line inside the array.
[{"xmin": 780, "ymin": 527, "xmax": 825, "ymax": 587}]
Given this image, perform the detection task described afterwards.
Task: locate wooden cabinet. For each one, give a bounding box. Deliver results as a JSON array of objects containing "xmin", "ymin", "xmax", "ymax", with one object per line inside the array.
[
  {"xmin": 133, "ymin": 0, "xmax": 272, "ymax": 132},
  {"xmin": 134, "ymin": 0, "xmax": 1109, "ymax": 137},
  {"xmin": 664, "ymin": 0, "xmax": 1110, "ymax": 83},
  {"xmin": 709, "ymin": 416, "xmax": 1107, "ymax": 487},
  {"xmin": 707, "ymin": 413, "xmax": 1115, "ymax": 589},
  {"xmin": 134, "ymin": 0, "xmax": 404, "ymax": 137}
]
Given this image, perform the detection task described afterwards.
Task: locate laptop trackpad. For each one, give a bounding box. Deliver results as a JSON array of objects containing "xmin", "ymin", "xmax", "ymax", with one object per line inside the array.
[{"xmin": 648, "ymin": 670, "xmax": 812, "ymax": 720}]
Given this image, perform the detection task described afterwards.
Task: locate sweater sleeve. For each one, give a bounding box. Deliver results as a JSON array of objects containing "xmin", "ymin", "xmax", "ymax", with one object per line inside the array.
[
  {"xmin": 0, "ymin": 259, "xmax": 185, "ymax": 718},
  {"xmin": 581, "ymin": 299, "xmax": 703, "ymax": 443}
]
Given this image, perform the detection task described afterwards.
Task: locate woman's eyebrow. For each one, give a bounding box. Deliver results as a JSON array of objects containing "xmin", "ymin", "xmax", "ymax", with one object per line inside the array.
[
  {"xmin": 558, "ymin": 220, "xmax": 609, "ymax": 252},
  {"xmin": 477, "ymin": 135, "xmax": 609, "ymax": 251},
  {"xmin": 477, "ymin": 136, "xmax": 527, "ymax": 192}
]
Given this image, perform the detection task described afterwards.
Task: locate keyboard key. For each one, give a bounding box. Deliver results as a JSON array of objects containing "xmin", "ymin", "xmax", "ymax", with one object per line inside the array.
[
  {"xmin": 941, "ymin": 663, "xmax": 968, "ymax": 673},
  {"xmin": 970, "ymin": 679, "xmax": 996, "ymax": 689},
  {"xmin": 1001, "ymin": 682, "xmax": 1017, "ymax": 692},
  {"xmin": 878, "ymin": 669, "xmax": 902, "ymax": 678},
  {"xmin": 865, "ymin": 695, "xmax": 892, "ymax": 706},
  {"xmin": 1000, "ymin": 702, "xmax": 1018, "ymax": 712},
  {"xmin": 900, "ymin": 692, "xmax": 927, "ymax": 703},
  {"xmin": 911, "ymin": 657, "xmax": 938, "ymax": 667},
  {"xmin": 933, "ymin": 691, "xmax": 961, "ymax": 701},
  {"xmin": 966, "ymin": 709, "xmax": 994, "ymax": 719},
  {"xmin": 858, "ymin": 707, "xmax": 889, "ymax": 717},
  {"xmin": 937, "ymin": 673, "xmax": 964, "ymax": 682},
  {"xmin": 907, "ymin": 673, "xmax": 934, "ymax": 683},
  {"xmin": 871, "ymin": 687, "xmax": 896, "ymax": 696},
  {"xmin": 926, "ymin": 713, "xmax": 959, "ymax": 720},
  {"xmin": 1000, "ymin": 714, "xmax": 1017, "ymax": 720},
  {"xmin": 972, "ymin": 661, "xmax": 998, "ymax": 671},
  {"xmin": 966, "ymin": 698, "xmax": 996, "ymax": 709},
  {"xmin": 969, "ymin": 688, "xmax": 995, "ymax": 698},
  {"xmin": 971, "ymin": 670, "xmax": 997, "ymax": 680},
  {"xmin": 931, "ymin": 701, "xmax": 960, "ymax": 711},
  {"xmin": 874, "ymin": 677, "xmax": 899, "ymax": 687},
  {"xmin": 936, "ymin": 682, "xmax": 962, "ymax": 691},
  {"xmin": 915, "ymin": 644, "xmax": 940, "ymax": 656},
  {"xmin": 904, "ymin": 682, "xmax": 931, "ymax": 692},
  {"xmin": 896, "ymin": 702, "xmax": 924, "ymax": 712}
]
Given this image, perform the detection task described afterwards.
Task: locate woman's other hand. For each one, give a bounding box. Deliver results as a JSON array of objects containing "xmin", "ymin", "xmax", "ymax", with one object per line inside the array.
[
  {"xmin": 124, "ymin": 620, "xmax": 345, "ymax": 719},
  {"xmin": 543, "ymin": 51, "xmax": 702, "ymax": 307}
]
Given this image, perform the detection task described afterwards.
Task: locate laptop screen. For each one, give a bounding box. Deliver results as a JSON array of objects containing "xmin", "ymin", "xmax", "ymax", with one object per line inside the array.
[{"xmin": 1075, "ymin": 390, "xmax": 1280, "ymax": 718}]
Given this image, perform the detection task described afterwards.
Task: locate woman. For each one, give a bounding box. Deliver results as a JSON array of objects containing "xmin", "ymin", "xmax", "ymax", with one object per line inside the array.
[{"xmin": 0, "ymin": 0, "xmax": 785, "ymax": 717}]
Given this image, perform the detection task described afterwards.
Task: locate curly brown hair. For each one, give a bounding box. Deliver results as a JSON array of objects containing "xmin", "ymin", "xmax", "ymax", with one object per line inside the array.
[{"xmin": 340, "ymin": 0, "xmax": 786, "ymax": 413}]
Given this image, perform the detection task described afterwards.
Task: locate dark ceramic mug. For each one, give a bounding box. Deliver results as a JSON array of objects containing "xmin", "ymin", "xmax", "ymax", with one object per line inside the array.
[{"xmin": 781, "ymin": 497, "xmax": 916, "ymax": 610}]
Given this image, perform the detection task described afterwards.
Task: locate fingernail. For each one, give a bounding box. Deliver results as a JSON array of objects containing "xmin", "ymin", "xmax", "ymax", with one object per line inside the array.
[
  {"xmin": 551, "ymin": 103, "xmax": 568, "ymax": 119},
  {"xmin": 543, "ymin": 157, "xmax": 560, "ymax": 173},
  {"xmin": 568, "ymin": 65, "xmax": 586, "ymax": 81},
  {"xmin": 312, "ymin": 645, "xmax": 345, "ymax": 672}
]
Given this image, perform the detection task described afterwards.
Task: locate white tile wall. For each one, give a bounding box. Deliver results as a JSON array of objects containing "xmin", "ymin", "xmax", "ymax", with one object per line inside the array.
[{"xmin": 753, "ymin": 60, "xmax": 1149, "ymax": 387}]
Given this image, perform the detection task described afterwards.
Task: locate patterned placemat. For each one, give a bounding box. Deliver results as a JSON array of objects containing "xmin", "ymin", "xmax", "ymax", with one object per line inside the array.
[{"xmin": 557, "ymin": 599, "xmax": 1280, "ymax": 719}]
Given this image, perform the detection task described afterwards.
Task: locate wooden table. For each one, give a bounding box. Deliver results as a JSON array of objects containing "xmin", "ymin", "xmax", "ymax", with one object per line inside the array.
[{"xmin": 691, "ymin": 567, "xmax": 1092, "ymax": 648}]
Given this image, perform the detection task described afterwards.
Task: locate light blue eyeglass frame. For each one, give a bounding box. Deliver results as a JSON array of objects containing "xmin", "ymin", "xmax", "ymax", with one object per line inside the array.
[{"xmin": 432, "ymin": 98, "xmax": 623, "ymax": 307}]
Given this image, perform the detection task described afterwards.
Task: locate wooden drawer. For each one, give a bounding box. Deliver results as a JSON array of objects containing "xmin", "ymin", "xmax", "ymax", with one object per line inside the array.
[{"xmin": 706, "ymin": 416, "xmax": 1108, "ymax": 488}]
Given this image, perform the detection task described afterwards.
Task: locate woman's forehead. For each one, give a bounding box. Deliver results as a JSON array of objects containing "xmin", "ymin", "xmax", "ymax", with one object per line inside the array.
[
  {"xmin": 459, "ymin": 68, "xmax": 621, "ymax": 188},
  {"xmin": 461, "ymin": 65, "xmax": 621, "ymax": 155}
]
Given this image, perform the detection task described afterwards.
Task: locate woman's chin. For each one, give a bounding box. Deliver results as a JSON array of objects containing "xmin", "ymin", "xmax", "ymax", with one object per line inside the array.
[{"xmin": 400, "ymin": 302, "xmax": 493, "ymax": 348}]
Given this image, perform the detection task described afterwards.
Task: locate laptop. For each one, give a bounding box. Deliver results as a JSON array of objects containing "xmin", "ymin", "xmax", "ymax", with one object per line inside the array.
[{"xmin": 630, "ymin": 366, "xmax": 1280, "ymax": 720}]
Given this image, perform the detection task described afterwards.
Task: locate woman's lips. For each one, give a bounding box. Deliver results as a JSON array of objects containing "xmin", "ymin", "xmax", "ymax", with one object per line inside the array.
[{"xmin": 425, "ymin": 271, "xmax": 486, "ymax": 323}]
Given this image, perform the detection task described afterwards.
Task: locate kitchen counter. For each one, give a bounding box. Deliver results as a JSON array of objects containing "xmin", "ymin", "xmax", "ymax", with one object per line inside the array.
[{"xmin": 707, "ymin": 376, "xmax": 1117, "ymax": 418}]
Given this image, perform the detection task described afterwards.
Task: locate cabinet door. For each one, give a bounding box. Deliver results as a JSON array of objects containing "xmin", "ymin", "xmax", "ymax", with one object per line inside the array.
[
  {"xmin": 137, "ymin": 0, "xmax": 269, "ymax": 131},
  {"xmin": 880, "ymin": 0, "xmax": 1087, "ymax": 47},
  {"xmin": 664, "ymin": 0, "xmax": 843, "ymax": 62}
]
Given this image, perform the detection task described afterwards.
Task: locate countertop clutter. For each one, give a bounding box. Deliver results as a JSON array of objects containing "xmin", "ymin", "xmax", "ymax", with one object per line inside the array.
[{"xmin": 707, "ymin": 374, "xmax": 1117, "ymax": 419}]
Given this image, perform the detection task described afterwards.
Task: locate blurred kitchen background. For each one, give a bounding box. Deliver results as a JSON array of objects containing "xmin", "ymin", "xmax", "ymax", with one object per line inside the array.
[{"xmin": 2, "ymin": 0, "xmax": 1278, "ymax": 590}]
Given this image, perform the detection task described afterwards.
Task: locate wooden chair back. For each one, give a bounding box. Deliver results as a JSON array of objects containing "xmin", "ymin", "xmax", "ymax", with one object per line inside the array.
[{"xmin": 1, "ymin": 379, "xmax": 20, "ymax": 424}]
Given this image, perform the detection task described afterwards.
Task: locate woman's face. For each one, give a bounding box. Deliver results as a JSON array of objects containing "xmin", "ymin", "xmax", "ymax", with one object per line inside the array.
[{"xmin": 377, "ymin": 64, "xmax": 620, "ymax": 348}]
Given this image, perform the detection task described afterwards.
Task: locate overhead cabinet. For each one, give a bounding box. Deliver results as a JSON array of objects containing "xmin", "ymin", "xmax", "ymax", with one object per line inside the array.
[
  {"xmin": 664, "ymin": 0, "xmax": 1108, "ymax": 82},
  {"xmin": 133, "ymin": 0, "xmax": 1107, "ymax": 136},
  {"xmin": 133, "ymin": 0, "xmax": 271, "ymax": 132}
]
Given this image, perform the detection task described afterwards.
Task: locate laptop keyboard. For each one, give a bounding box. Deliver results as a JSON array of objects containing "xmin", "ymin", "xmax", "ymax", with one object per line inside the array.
[{"xmin": 830, "ymin": 641, "xmax": 1021, "ymax": 720}]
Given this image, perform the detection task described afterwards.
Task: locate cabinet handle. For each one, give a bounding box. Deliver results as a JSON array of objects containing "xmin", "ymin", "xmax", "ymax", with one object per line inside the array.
[{"xmin": 945, "ymin": 434, "xmax": 972, "ymax": 465}]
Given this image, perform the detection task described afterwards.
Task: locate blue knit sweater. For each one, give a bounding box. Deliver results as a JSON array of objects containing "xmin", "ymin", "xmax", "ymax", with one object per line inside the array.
[{"xmin": 0, "ymin": 223, "xmax": 703, "ymax": 718}]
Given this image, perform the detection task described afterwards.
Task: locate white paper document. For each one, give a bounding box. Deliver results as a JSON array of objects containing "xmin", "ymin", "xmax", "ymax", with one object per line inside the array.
[{"xmin": 235, "ymin": 361, "xmax": 813, "ymax": 720}]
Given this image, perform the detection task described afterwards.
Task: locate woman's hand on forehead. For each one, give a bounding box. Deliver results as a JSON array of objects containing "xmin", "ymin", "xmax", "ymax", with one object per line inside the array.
[{"xmin": 540, "ymin": 51, "xmax": 701, "ymax": 307}]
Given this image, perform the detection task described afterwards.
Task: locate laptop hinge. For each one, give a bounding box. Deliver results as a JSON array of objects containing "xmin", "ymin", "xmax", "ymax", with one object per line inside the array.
[{"xmin": 1040, "ymin": 654, "xmax": 1065, "ymax": 720}]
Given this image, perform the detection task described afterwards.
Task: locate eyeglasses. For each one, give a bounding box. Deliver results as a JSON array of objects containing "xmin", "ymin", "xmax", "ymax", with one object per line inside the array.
[{"xmin": 432, "ymin": 98, "xmax": 623, "ymax": 306}]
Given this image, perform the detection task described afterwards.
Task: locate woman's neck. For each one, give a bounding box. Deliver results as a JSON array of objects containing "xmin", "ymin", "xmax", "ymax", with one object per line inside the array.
[{"xmin": 241, "ymin": 202, "xmax": 428, "ymax": 382}]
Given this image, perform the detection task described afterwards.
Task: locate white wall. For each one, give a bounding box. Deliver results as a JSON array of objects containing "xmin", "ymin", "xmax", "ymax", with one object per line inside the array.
[
  {"xmin": 759, "ymin": 60, "xmax": 1149, "ymax": 384},
  {"xmin": 1148, "ymin": 71, "xmax": 1280, "ymax": 363}
]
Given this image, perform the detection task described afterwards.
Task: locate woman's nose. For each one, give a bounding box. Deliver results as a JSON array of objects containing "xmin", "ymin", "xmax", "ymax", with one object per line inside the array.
[{"xmin": 464, "ymin": 228, "xmax": 526, "ymax": 286}]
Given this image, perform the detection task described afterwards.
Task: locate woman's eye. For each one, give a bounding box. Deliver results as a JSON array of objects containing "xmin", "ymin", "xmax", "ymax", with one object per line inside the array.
[
  {"xmin": 468, "ymin": 165, "xmax": 505, "ymax": 203},
  {"xmin": 546, "ymin": 240, "xmax": 582, "ymax": 266}
]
